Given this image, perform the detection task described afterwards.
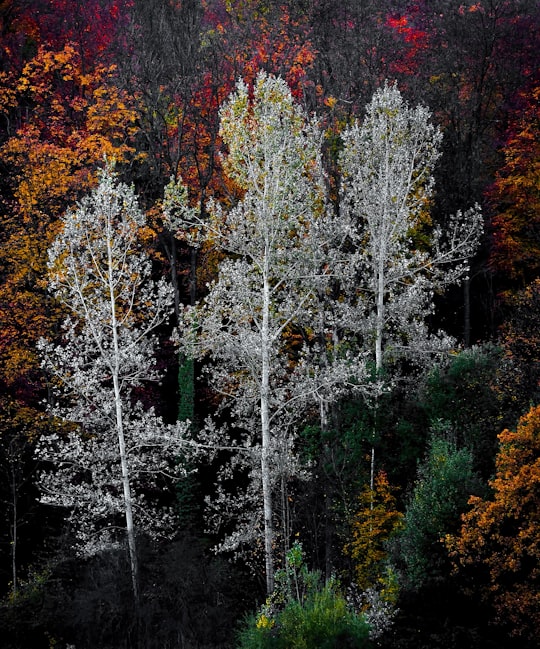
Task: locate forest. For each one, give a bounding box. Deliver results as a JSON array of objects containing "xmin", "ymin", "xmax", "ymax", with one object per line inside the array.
[{"xmin": 0, "ymin": 1, "xmax": 539, "ymax": 648}]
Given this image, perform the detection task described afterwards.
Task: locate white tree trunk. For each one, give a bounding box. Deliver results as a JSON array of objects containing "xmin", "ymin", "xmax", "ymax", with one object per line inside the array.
[
  {"xmin": 260, "ymin": 270, "xmax": 275, "ymax": 594},
  {"xmin": 10, "ymin": 461, "xmax": 17, "ymax": 597},
  {"xmin": 113, "ymin": 373, "xmax": 139, "ymax": 601},
  {"xmin": 108, "ymin": 232, "xmax": 139, "ymax": 602}
]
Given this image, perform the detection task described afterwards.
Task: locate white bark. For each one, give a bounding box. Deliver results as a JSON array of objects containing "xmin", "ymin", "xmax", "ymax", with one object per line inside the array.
[
  {"xmin": 37, "ymin": 165, "xmax": 187, "ymax": 601},
  {"xmin": 183, "ymin": 72, "xmax": 331, "ymax": 593},
  {"xmin": 339, "ymin": 81, "xmax": 483, "ymax": 484}
]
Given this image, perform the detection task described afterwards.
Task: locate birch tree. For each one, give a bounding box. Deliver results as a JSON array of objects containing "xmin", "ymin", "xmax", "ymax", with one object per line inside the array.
[
  {"xmin": 183, "ymin": 72, "xmax": 331, "ymax": 594},
  {"xmin": 37, "ymin": 166, "xmax": 188, "ymax": 601},
  {"xmin": 338, "ymin": 82, "xmax": 483, "ymax": 486}
]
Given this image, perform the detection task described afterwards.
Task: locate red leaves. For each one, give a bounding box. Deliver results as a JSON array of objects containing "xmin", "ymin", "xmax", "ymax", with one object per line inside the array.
[
  {"xmin": 386, "ymin": 12, "xmax": 428, "ymax": 76},
  {"xmin": 488, "ymin": 84, "xmax": 540, "ymax": 287}
]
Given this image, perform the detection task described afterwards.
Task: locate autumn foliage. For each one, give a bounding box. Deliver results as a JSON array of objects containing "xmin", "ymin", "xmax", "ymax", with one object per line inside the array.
[
  {"xmin": 448, "ymin": 404, "xmax": 540, "ymax": 639},
  {"xmin": 0, "ymin": 41, "xmax": 139, "ymax": 397},
  {"xmin": 0, "ymin": 0, "xmax": 539, "ymax": 646},
  {"xmin": 489, "ymin": 83, "xmax": 540, "ymax": 288},
  {"xmin": 345, "ymin": 472, "xmax": 403, "ymax": 592}
]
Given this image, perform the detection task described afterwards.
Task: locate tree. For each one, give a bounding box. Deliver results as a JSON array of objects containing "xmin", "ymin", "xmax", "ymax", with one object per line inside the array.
[
  {"xmin": 403, "ymin": 0, "xmax": 539, "ymax": 211},
  {"xmin": 397, "ymin": 431, "xmax": 482, "ymax": 590},
  {"xmin": 0, "ymin": 42, "xmax": 139, "ymax": 399},
  {"xmin": 237, "ymin": 541, "xmax": 371, "ymax": 649},
  {"xmin": 37, "ymin": 165, "xmax": 187, "ymax": 601},
  {"xmin": 0, "ymin": 397, "xmax": 46, "ymax": 598},
  {"xmin": 421, "ymin": 344, "xmax": 503, "ymax": 478},
  {"xmin": 345, "ymin": 471, "xmax": 403, "ymax": 593},
  {"xmin": 338, "ymin": 81, "xmax": 483, "ymax": 487},
  {"xmin": 448, "ymin": 404, "xmax": 540, "ymax": 640},
  {"xmin": 494, "ymin": 279, "xmax": 540, "ymax": 432},
  {"xmin": 488, "ymin": 83, "xmax": 540, "ymax": 290},
  {"xmin": 184, "ymin": 72, "xmax": 330, "ymax": 594}
]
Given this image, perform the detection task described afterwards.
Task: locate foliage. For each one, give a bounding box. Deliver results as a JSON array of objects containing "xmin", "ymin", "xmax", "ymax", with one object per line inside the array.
[
  {"xmin": 0, "ymin": 535, "xmax": 255, "ymax": 649},
  {"xmin": 489, "ymin": 82, "xmax": 540, "ymax": 288},
  {"xmin": 396, "ymin": 430, "xmax": 483, "ymax": 590},
  {"xmin": 495, "ymin": 279, "xmax": 540, "ymax": 429},
  {"xmin": 339, "ymin": 80, "xmax": 483, "ymax": 374},
  {"xmin": 36, "ymin": 165, "xmax": 188, "ymax": 598},
  {"xmin": 0, "ymin": 396, "xmax": 49, "ymax": 597},
  {"xmin": 237, "ymin": 542, "xmax": 371, "ymax": 649},
  {"xmin": 421, "ymin": 344, "xmax": 503, "ymax": 477},
  {"xmin": 448, "ymin": 403, "xmax": 540, "ymax": 641},
  {"xmin": 0, "ymin": 1, "xmax": 538, "ymax": 645},
  {"xmin": 345, "ymin": 471, "xmax": 403, "ymax": 592},
  {"xmin": 0, "ymin": 41, "xmax": 139, "ymax": 403},
  {"xmin": 184, "ymin": 71, "xmax": 330, "ymax": 592}
]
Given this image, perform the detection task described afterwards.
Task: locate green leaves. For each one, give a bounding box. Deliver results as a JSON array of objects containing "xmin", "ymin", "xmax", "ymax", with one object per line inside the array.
[{"xmin": 398, "ymin": 432, "xmax": 482, "ymax": 590}]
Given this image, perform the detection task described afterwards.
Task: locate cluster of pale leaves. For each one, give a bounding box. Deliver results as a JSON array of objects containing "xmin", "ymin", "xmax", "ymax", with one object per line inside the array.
[
  {"xmin": 36, "ymin": 409, "xmax": 188, "ymax": 555},
  {"xmin": 177, "ymin": 75, "xmax": 484, "ymax": 569},
  {"xmin": 36, "ymin": 165, "xmax": 191, "ymax": 555},
  {"xmin": 176, "ymin": 73, "xmax": 371, "ymax": 561},
  {"xmin": 347, "ymin": 582, "xmax": 399, "ymax": 641},
  {"xmin": 338, "ymin": 82, "xmax": 483, "ymax": 369}
]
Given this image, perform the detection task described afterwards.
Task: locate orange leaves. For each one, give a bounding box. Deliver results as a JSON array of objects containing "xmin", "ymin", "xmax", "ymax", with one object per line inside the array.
[
  {"xmin": 1, "ymin": 43, "xmax": 140, "ymax": 226},
  {"xmin": 0, "ymin": 42, "xmax": 140, "ymax": 400},
  {"xmin": 448, "ymin": 404, "xmax": 540, "ymax": 638},
  {"xmin": 489, "ymin": 84, "xmax": 540, "ymax": 286},
  {"xmin": 4, "ymin": 44, "xmax": 138, "ymax": 168}
]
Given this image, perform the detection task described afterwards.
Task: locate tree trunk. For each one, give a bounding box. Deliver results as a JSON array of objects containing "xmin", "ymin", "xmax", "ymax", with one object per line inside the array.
[
  {"xmin": 261, "ymin": 271, "xmax": 275, "ymax": 595},
  {"xmin": 10, "ymin": 456, "xmax": 17, "ymax": 597},
  {"xmin": 108, "ymin": 232, "xmax": 139, "ymax": 602},
  {"xmin": 372, "ymin": 255, "xmax": 385, "ymax": 500},
  {"xmin": 463, "ymin": 276, "xmax": 471, "ymax": 347},
  {"xmin": 113, "ymin": 373, "xmax": 139, "ymax": 602}
]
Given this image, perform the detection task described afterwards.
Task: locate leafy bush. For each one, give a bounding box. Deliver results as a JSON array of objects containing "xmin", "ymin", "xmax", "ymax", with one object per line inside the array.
[{"xmin": 237, "ymin": 543, "xmax": 371, "ymax": 649}]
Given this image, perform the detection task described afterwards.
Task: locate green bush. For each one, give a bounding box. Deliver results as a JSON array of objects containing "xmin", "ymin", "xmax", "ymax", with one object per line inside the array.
[
  {"xmin": 237, "ymin": 543, "xmax": 371, "ymax": 649},
  {"xmin": 396, "ymin": 431, "xmax": 483, "ymax": 589}
]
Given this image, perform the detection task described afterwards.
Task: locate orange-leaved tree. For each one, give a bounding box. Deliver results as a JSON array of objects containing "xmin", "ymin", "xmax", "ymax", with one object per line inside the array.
[
  {"xmin": 488, "ymin": 83, "xmax": 540, "ymax": 290},
  {"xmin": 448, "ymin": 403, "xmax": 540, "ymax": 640},
  {"xmin": 0, "ymin": 42, "xmax": 139, "ymax": 396}
]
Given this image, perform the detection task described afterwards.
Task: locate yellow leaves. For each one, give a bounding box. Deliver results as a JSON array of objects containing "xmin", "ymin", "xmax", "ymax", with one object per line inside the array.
[
  {"xmin": 256, "ymin": 613, "xmax": 275, "ymax": 629},
  {"xmin": 324, "ymin": 95, "xmax": 338, "ymax": 110},
  {"xmin": 0, "ymin": 43, "xmax": 142, "ymax": 396},
  {"xmin": 0, "ymin": 70, "xmax": 17, "ymax": 114},
  {"xmin": 345, "ymin": 471, "xmax": 403, "ymax": 590},
  {"xmin": 1, "ymin": 43, "xmax": 140, "ymax": 220}
]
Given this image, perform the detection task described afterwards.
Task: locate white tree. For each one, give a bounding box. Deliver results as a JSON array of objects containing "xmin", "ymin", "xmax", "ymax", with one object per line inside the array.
[
  {"xmin": 37, "ymin": 166, "xmax": 188, "ymax": 601},
  {"xmin": 338, "ymin": 81, "xmax": 483, "ymax": 486},
  {"xmin": 182, "ymin": 72, "xmax": 334, "ymax": 594}
]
